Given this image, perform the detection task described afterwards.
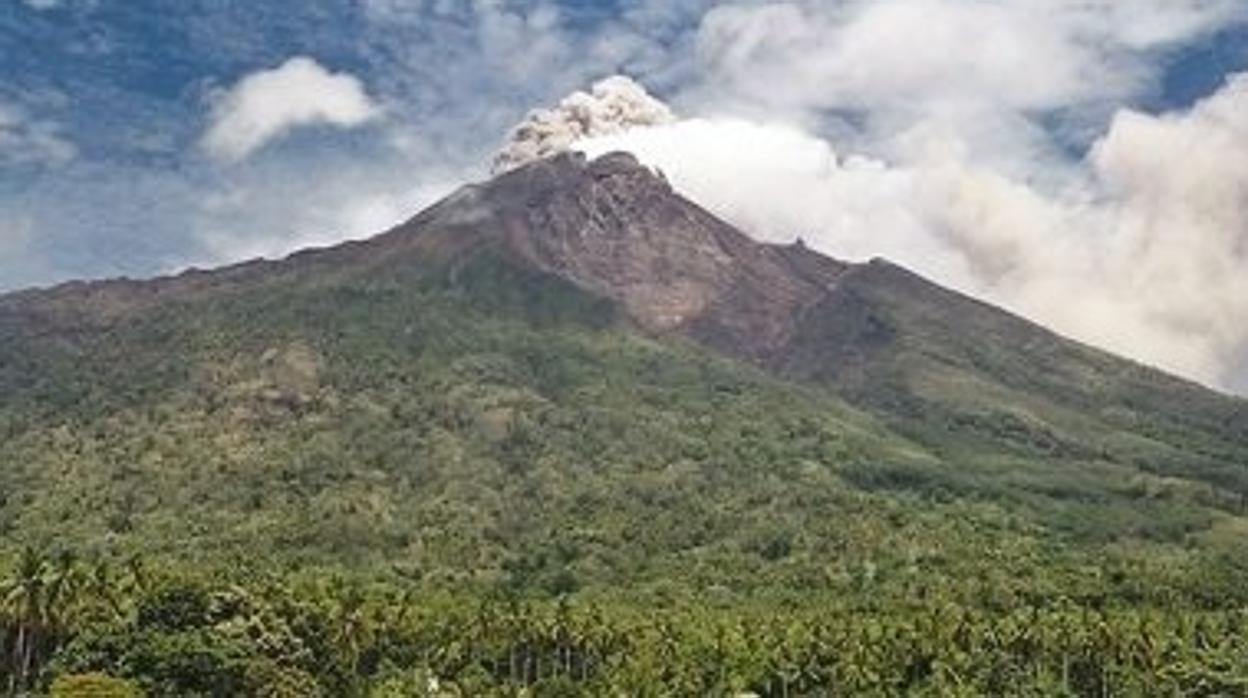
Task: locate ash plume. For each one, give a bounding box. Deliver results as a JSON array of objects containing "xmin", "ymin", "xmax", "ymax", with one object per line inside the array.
[{"xmin": 491, "ymin": 76, "xmax": 675, "ymax": 174}]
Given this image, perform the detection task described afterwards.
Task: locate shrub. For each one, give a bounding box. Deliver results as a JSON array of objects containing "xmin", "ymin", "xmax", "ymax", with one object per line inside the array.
[{"xmin": 49, "ymin": 673, "xmax": 143, "ymax": 698}]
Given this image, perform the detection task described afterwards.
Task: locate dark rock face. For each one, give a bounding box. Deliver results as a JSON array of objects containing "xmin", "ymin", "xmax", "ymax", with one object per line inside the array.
[{"xmin": 462, "ymin": 151, "xmax": 851, "ymax": 362}]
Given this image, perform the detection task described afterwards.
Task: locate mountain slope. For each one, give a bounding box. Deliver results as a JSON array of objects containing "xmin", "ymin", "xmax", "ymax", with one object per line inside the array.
[{"xmin": 0, "ymin": 151, "xmax": 1246, "ymax": 600}]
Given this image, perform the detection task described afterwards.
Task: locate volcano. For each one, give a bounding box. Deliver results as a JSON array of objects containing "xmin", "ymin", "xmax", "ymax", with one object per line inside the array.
[{"xmin": 1, "ymin": 150, "xmax": 1246, "ymax": 587}]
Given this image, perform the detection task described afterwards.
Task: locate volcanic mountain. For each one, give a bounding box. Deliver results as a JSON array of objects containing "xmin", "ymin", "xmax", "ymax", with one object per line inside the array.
[{"xmin": 1, "ymin": 151, "xmax": 1246, "ymax": 593}]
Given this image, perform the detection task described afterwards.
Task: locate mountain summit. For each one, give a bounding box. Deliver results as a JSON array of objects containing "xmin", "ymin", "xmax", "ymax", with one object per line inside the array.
[{"xmin": 404, "ymin": 151, "xmax": 850, "ymax": 362}]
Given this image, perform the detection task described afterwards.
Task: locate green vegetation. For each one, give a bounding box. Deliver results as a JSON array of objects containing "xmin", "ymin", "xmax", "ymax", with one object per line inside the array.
[
  {"xmin": 48, "ymin": 674, "xmax": 142, "ymax": 698},
  {"xmin": 3, "ymin": 547, "xmax": 1248, "ymax": 697},
  {"xmin": 1, "ymin": 248, "xmax": 1247, "ymax": 694}
]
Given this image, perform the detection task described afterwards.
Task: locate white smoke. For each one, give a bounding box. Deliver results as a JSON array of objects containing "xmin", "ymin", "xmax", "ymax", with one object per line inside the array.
[
  {"xmin": 499, "ymin": 74, "xmax": 1248, "ymax": 391},
  {"xmin": 491, "ymin": 75, "xmax": 675, "ymax": 174}
]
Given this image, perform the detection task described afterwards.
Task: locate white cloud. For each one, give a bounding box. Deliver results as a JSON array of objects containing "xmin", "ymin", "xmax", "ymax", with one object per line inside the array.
[
  {"xmin": 201, "ymin": 57, "xmax": 381, "ymax": 163},
  {"xmin": 1083, "ymin": 0, "xmax": 1248, "ymax": 49},
  {"xmin": 676, "ymin": 0, "xmax": 1248, "ymax": 179},
  {"xmin": 689, "ymin": 0, "xmax": 1246, "ymax": 112}
]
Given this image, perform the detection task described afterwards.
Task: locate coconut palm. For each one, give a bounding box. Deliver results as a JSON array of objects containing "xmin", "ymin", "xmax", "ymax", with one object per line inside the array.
[{"xmin": 2, "ymin": 546, "xmax": 47, "ymax": 693}]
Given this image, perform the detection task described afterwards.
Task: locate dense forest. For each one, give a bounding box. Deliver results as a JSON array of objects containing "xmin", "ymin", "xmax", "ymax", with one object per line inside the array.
[{"xmin": 3, "ymin": 545, "xmax": 1248, "ymax": 696}]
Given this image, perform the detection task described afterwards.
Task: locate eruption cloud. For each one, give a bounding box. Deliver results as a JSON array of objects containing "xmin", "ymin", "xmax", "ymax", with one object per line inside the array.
[
  {"xmin": 492, "ymin": 76, "xmax": 675, "ymax": 174},
  {"xmin": 498, "ymin": 74, "xmax": 1248, "ymax": 393}
]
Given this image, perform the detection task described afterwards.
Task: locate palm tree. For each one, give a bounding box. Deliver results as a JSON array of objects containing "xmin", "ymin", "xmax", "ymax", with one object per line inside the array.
[
  {"xmin": 86, "ymin": 559, "xmax": 125, "ymax": 621},
  {"xmin": 2, "ymin": 546, "xmax": 47, "ymax": 693},
  {"xmin": 44, "ymin": 550, "xmax": 84, "ymax": 634}
]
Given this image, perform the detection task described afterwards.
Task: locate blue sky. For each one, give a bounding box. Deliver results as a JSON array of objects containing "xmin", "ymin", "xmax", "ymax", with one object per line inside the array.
[
  {"xmin": 3, "ymin": 0, "xmax": 1248, "ymax": 391},
  {"xmin": 0, "ymin": 0, "xmax": 712, "ymax": 284}
]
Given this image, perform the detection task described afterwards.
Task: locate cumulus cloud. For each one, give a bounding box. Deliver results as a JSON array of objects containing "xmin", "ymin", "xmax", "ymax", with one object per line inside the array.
[
  {"xmin": 677, "ymin": 0, "xmax": 1248, "ymax": 181},
  {"xmin": 494, "ymin": 68, "xmax": 1248, "ymax": 390},
  {"xmin": 693, "ymin": 1, "xmax": 1096, "ymax": 114},
  {"xmin": 201, "ymin": 57, "xmax": 381, "ymax": 163},
  {"xmin": 492, "ymin": 75, "xmax": 675, "ymax": 173},
  {"xmin": 689, "ymin": 0, "xmax": 1246, "ymax": 112}
]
